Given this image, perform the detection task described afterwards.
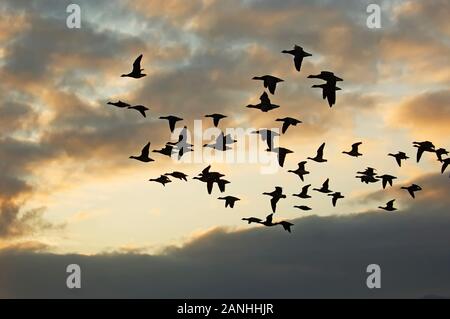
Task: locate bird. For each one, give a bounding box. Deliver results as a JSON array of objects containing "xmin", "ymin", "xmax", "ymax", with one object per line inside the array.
[
  {"xmin": 276, "ymin": 117, "xmax": 302, "ymax": 134},
  {"xmin": 153, "ymin": 144, "xmax": 176, "ymax": 158},
  {"xmin": 246, "ymin": 91, "xmax": 280, "ymax": 112},
  {"xmin": 293, "ymin": 184, "xmax": 312, "ymax": 199},
  {"xmin": 413, "ymin": 141, "xmax": 435, "ymax": 163},
  {"xmin": 311, "ymin": 83, "xmax": 341, "ymax": 107},
  {"xmin": 266, "ymin": 147, "xmax": 293, "ymax": 167},
  {"xmin": 294, "ymin": 205, "xmax": 312, "ymax": 211},
  {"xmin": 164, "ymin": 171, "xmax": 188, "ymax": 181},
  {"xmin": 193, "ymin": 165, "xmax": 227, "ymax": 194},
  {"xmin": 242, "ymin": 217, "xmax": 263, "ymax": 224},
  {"xmin": 203, "ymin": 132, "xmax": 237, "ymax": 151},
  {"xmin": 313, "ymin": 178, "xmax": 332, "ymax": 193},
  {"xmin": 357, "ymin": 167, "xmax": 377, "ymax": 177},
  {"xmin": 328, "ymin": 192, "xmax": 344, "ymax": 207},
  {"xmin": 167, "ymin": 126, "xmax": 193, "ymax": 159},
  {"xmin": 441, "ymin": 158, "xmax": 450, "ymax": 174},
  {"xmin": 127, "ymin": 105, "xmax": 149, "ymax": 118},
  {"xmin": 252, "ymin": 75, "xmax": 284, "ymax": 94},
  {"xmin": 288, "ymin": 161, "xmax": 310, "ymax": 181},
  {"xmin": 307, "ymin": 143, "xmax": 327, "ymax": 163},
  {"xmin": 308, "ymin": 71, "xmax": 343, "ymax": 84},
  {"xmin": 275, "ymin": 220, "xmax": 294, "ymax": 233},
  {"xmin": 149, "ymin": 175, "xmax": 171, "ymax": 186},
  {"xmin": 355, "ymin": 167, "xmax": 379, "ymax": 184},
  {"xmin": 435, "ymin": 148, "xmax": 449, "ymax": 162},
  {"xmin": 401, "ymin": 184, "xmax": 422, "ymax": 199},
  {"xmin": 376, "ymin": 174, "xmax": 397, "ymax": 189},
  {"xmin": 121, "ymin": 54, "xmax": 146, "ymax": 78},
  {"xmin": 218, "ymin": 196, "xmax": 240, "ymax": 208},
  {"xmin": 205, "ymin": 113, "xmax": 227, "ymax": 127},
  {"xmin": 217, "ymin": 179, "xmax": 230, "ymax": 193},
  {"xmin": 281, "ymin": 45, "xmax": 312, "ymax": 72},
  {"xmin": 263, "ymin": 187, "xmax": 286, "ymax": 213},
  {"xmin": 388, "ymin": 151, "xmax": 409, "ymax": 167},
  {"xmin": 107, "ymin": 100, "xmax": 130, "ymax": 108},
  {"xmin": 159, "ymin": 115, "xmax": 183, "ymax": 133},
  {"xmin": 129, "ymin": 142, "xmax": 154, "ymax": 162},
  {"xmin": 251, "ymin": 129, "xmax": 280, "ymax": 150},
  {"xmin": 379, "ymin": 199, "xmax": 397, "ymax": 211},
  {"xmin": 343, "ymin": 142, "xmax": 363, "ymax": 157}
]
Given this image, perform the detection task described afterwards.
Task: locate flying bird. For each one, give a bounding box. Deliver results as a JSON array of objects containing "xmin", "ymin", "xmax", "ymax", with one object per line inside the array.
[
  {"xmin": 401, "ymin": 184, "xmax": 422, "ymax": 199},
  {"xmin": 218, "ymin": 196, "xmax": 240, "ymax": 208},
  {"xmin": 308, "ymin": 71, "xmax": 343, "ymax": 107},
  {"xmin": 328, "ymin": 192, "xmax": 344, "ymax": 207},
  {"xmin": 379, "ymin": 199, "xmax": 397, "ymax": 212},
  {"xmin": 203, "ymin": 132, "xmax": 237, "ymax": 151},
  {"xmin": 276, "ymin": 117, "xmax": 302, "ymax": 134},
  {"xmin": 149, "ymin": 175, "xmax": 171, "ymax": 187},
  {"xmin": 159, "ymin": 115, "xmax": 183, "ymax": 133},
  {"xmin": 263, "ymin": 186, "xmax": 286, "ymax": 213},
  {"xmin": 246, "ymin": 91, "xmax": 280, "ymax": 112},
  {"xmin": 127, "ymin": 105, "xmax": 149, "ymax": 118},
  {"xmin": 313, "ymin": 178, "xmax": 332, "ymax": 193},
  {"xmin": 376, "ymin": 174, "xmax": 397, "ymax": 189},
  {"xmin": 129, "ymin": 142, "xmax": 154, "ymax": 163},
  {"xmin": 441, "ymin": 158, "xmax": 450, "ymax": 174},
  {"xmin": 294, "ymin": 205, "xmax": 312, "ymax": 211},
  {"xmin": 288, "ymin": 161, "xmax": 310, "ymax": 181},
  {"xmin": 413, "ymin": 141, "xmax": 435, "ymax": 163},
  {"xmin": 251, "ymin": 129, "xmax": 280, "ymax": 150},
  {"xmin": 276, "ymin": 220, "xmax": 294, "ymax": 233},
  {"xmin": 121, "ymin": 54, "xmax": 146, "ymax": 78},
  {"xmin": 242, "ymin": 217, "xmax": 263, "ymax": 224},
  {"xmin": 164, "ymin": 171, "xmax": 188, "ymax": 181},
  {"xmin": 307, "ymin": 142, "xmax": 327, "ymax": 163},
  {"xmin": 343, "ymin": 142, "xmax": 363, "ymax": 157},
  {"xmin": 388, "ymin": 151, "xmax": 409, "ymax": 167},
  {"xmin": 266, "ymin": 147, "xmax": 293, "ymax": 167},
  {"xmin": 293, "ymin": 184, "xmax": 312, "ymax": 199},
  {"xmin": 435, "ymin": 148, "xmax": 449, "ymax": 162},
  {"xmin": 205, "ymin": 113, "xmax": 227, "ymax": 127},
  {"xmin": 252, "ymin": 75, "xmax": 284, "ymax": 94},
  {"xmin": 107, "ymin": 100, "xmax": 130, "ymax": 108},
  {"xmin": 153, "ymin": 144, "xmax": 176, "ymax": 158},
  {"xmin": 281, "ymin": 45, "xmax": 312, "ymax": 72}
]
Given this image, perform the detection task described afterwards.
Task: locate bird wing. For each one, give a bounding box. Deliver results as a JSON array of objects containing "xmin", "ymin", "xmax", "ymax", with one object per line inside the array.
[
  {"xmin": 270, "ymin": 197, "xmax": 278, "ymax": 213},
  {"xmin": 442, "ymin": 161, "xmax": 449, "ymax": 174},
  {"xmin": 206, "ymin": 180, "xmax": 213, "ymax": 194},
  {"xmin": 332, "ymin": 196, "xmax": 337, "ymax": 207},
  {"xmin": 137, "ymin": 107, "xmax": 146, "ymax": 117},
  {"xmin": 169, "ymin": 119, "xmax": 176, "ymax": 133},
  {"xmin": 141, "ymin": 142, "xmax": 150, "ymax": 157},
  {"xmin": 213, "ymin": 117, "xmax": 220, "ymax": 127},
  {"xmin": 416, "ymin": 147, "xmax": 424, "ymax": 163},
  {"xmin": 266, "ymin": 213, "xmax": 273, "ymax": 224},
  {"xmin": 387, "ymin": 200, "xmax": 395, "ymax": 208},
  {"xmin": 408, "ymin": 188, "xmax": 415, "ymax": 198},
  {"xmin": 281, "ymin": 121, "xmax": 290, "ymax": 134},
  {"xmin": 267, "ymin": 81, "xmax": 276, "ymax": 94},
  {"xmin": 260, "ymin": 92, "xmax": 270, "ymax": 104},
  {"xmin": 294, "ymin": 55, "xmax": 303, "ymax": 72},
  {"xmin": 326, "ymin": 86, "xmax": 336, "ymax": 107},
  {"xmin": 317, "ymin": 143, "xmax": 325, "ymax": 158},
  {"xmin": 132, "ymin": 54, "xmax": 143, "ymax": 73},
  {"xmin": 395, "ymin": 156, "xmax": 402, "ymax": 167},
  {"xmin": 323, "ymin": 178, "xmax": 329, "ymax": 189},
  {"xmin": 382, "ymin": 178, "xmax": 387, "ymax": 189},
  {"xmin": 278, "ymin": 151, "xmax": 286, "ymax": 167},
  {"xmin": 351, "ymin": 142, "xmax": 361, "ymax": 152},
  {"xmin": 202, "ymin": 165, "xmax": 211, "ymax": 175}
]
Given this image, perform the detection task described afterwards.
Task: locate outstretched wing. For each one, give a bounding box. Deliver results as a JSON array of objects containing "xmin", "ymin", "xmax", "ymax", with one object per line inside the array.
[
  {"xmin": 281, "ymin": 121, "xmax": 290, "ymax": 134},
  {"xmin": 267, "ymin": 81, "xmax": 276, "ymax": 94},
  {"xmin": 141, "ymin": 142, "xmax": 150, "ymax": 157},
  {"xmin": 132, "ymin": 54, "xmax": 143, "ymax": 73},
  {"xmin": 317, "ymin": 143, "xmax": 325, "ymax": 158},
  {"xmin": 294, "ymin": 55, "xmax": 303, "ymax": 72},
  {"xmin": 270, "ymin": 197, "xmax": 278, "ymax": 213}
]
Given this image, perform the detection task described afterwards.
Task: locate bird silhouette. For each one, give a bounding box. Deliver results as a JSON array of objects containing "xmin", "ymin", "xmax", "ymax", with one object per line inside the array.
[
  {"xmin": 260, "ymin": 213, "xmax": 275, "ymax": 226},
  {"xmin": 276, "ymin": 117, "xmax": 302, "ymax": 134},
  {"xmin": 313, "ymin": 178, "xmax": 332, "ymax": 193},
  {"xmin": 127, "ymin": 105, "xmax": 149, "ymax": 118},
  {"xmin": 401, "ymin": 184, "xmax": 422, "ymax": 199},
  {"xmin": 275, "ymin": 220, "xmax": 294, "ymax": 233},
  {"xmin": 203, "ymin": 132, "xmax": 237, "ymax": 151},
  {"xmin": 435, "ymin": 148, "xmax": 449, "ymax": 162},
  {"xmin": 252, "ymin": 75, "xmax": 284, "ymax": 94},
  {"xmin": 251, "ymin": 129, "xmax": 279, "ymax": 150},
  {"xmin": 107, "ymin": 100, "xmax": 130, "ymax": 108},
  {"xmin": 388, "ymin": 151, "xmax": 409, "ymax": 167},
  {"xmin": 307, "ymin": 142, "xmax": 327, "ymax": 162},
  {"xmin": 308, "ymin": 71, "xmax": 343, "ymax": 83},
  {"xmin": 413, "ymin": 141, "xmax": 435, "ymax": 163},
  {"xmin": 167, "ymin": 126, "xmax": 193, "ymax": 159},
  {"xmin": 294, "ymin": 205, "xmax": 312, "ymax": 211},
  {"xmin": 149, "ymin": 175, "xmax": 171, "ymax": 186},
  {"xmin": 357, "ymin": 167, "xmax": 377, "ymax": 176},
  {"xmin": 218, "ymin": 196, "xmax": 240, "ymax": 208},
  {"xmin": 440, "ymin": 158, "xmax": 450, "ymax": 174},
  {"xmin": 193, "ymin": 165, "xmax": 227, "ymax": 194},
  {"xmin": 293, "ymin": 184, "xmax": 312, "ymax": 199},
  {"xmin": 343, "ymin": 142, "xmax": 363, "ymax": 157},
  {"xmin": 281, "ymin": 45, "xmax": 312, "ymax": 72},
  {"xmin": 356, "ymin": 167, "xmax": 379, "ymax": 184},
  {"xmin": 288, "ymin": 161, "xmax": 310, "ymax": 181},
  {"xmin": 379, "ymin": 199, "xmax": 397, "ymax": 211},
  {"xmin": 153, "ymin": 144, "xmax": 176, "ymax": 158},
  {"xmin": 328, "ymin": 192, "xmax": 344, "ymax": 207},
  {"xmin": 242, "ymin": 217, "xmax": 263, "ymax": 224},
  {"xmin": 246, "ymin": 91, "xmax": 280, "ymax": 112},
  {"xmin": 205, "ymin": 113, "xmax": 227, "ymax": 127},
  {"xmin": 164, "ymin": 171, "xmax": 188, "ymax": 181},
  {"xmin": 129, "ymin": 142, "xmax": 154, "ymax": 162},
  {"xmin": 308, "ymin": 71, "xmax": 343, "ymax": 107},
  {"xmin": 159, "ymin": 115, "xmax": 183, "ymax": 133},
  {"xmin": 266, "ymin": 147, "xmax": 293, "ymax": 167},
  {"xmin": 376, "ymin": 174, "xmax": 397, "ymax": 189},
  {"xmin": 263, "ymin": 187, "xmax": 286, "ymax": 213},
  {"xmin": 121, "ymin": 54, "xmax": 146, "ymax": 78}
]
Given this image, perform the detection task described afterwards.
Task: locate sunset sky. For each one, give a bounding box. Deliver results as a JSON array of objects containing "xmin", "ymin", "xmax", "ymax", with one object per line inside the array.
[{"xmin": 0, "ymin": 0, "xmax": 449, "ymax": 298}]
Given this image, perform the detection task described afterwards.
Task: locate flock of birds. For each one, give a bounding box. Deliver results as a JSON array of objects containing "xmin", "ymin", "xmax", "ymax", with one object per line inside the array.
[{"xmin": 107, "ymin": 46, "xmax": 450, "ymax": 234}]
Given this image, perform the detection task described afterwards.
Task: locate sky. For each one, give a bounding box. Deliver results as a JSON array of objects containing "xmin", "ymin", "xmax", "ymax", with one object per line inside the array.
[{"xmin": 0, "ymin": 0, "xmax": 449, "ymax": 298}]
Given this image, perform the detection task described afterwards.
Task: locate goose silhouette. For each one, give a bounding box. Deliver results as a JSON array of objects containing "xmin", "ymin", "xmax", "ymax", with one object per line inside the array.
[
  {"xmin": 205, "ymin": 113, "xmax": 227, "ymax": 127},
  {"xmin": 276, "ymin": 220, "xmax": 294, "ymax": 233},
  {"xmin": 401, "ymin": 184, "xmax": 422, "ymax": 199},
  {"xmin": 164, "ymin": 171, "xmax": 188, "ymax": 181},
  {"xmin": 251, "ymin": 129, "xmax": 279, "ymax": 150},
  {"xmin": 127, "ymin": 105, "xmax": 149, "ymax": 118},
  {"xmin": 276, "ymin": 117, "xmax": 302, "ymax": 134},
  {"xmin": 246, "ymin": 91, "xmax": 280, "ymax": 112},
  {"xmin": 294, "ymin": 205, "xmax": 312, "ymax": 211},
  {"xmin": 266, "ymin": 147, "xmax": 293, "ymax": 167},
  {"xmin": 388, "ymin": 151, "xmax": 409, "ymax": 167},
  {"xmin": 436, "ymin": 148, "xmax": 449, "ymax": 162},
  {"xmin": 328, "ymin": 192, "xmax": 344, "ymax": 207},
  {"xmin": 129, "ymin": 142, "xmax": 154, "ymax": 162},
  {"xmin": 149, "ymin": 175, "xmax": 171, "ymax": 186},
  {"xmin": 293, "ymin": 184, "xmax": 312, "ymax": 199},
  {"xmin": 159, "ymin": 115, "xmax": 183, "ymax": 133},
  {"xmin": 107, "ymin": 100, "xmax": 130, "ymax": 108},
  {"xmin": 263, "ymin": 186, "xmax": 286, "ymax": 213},
  {"xmin": 313, "ymin": 178, "xmax": 332, "ymax": 193},
  {"xmin": 376, "ymin": 174, "xmax": 397, "ymax": 189},
  {"xmin": 413, "ymin": 141, "xmax": 435, "ymax": 163},
  {"xmin": 288, "ymin": 161, "xmax": 310, "ymax": 181},
  {"xmin": 343, "ymin": 142, "xmax": 363, "ymax": 157},
  {"xmin": 379, "ymin": 199, "xmax": 397, "ymax": 211},
  {"xmin": 121, "ymin": 54, "xmax": 146, "ymax": 78},
  {"xmin": 242, "ymin": 217, "xmax": 263, "ymax": 224},
  {"xmin": 153, "ymin": 144, "xmax": 175, "ymax": 158},
  {"xmin": 252, "ymin": 75, "xmax": 284, "ymax": 94},
  {"xmin": 307, "ymin": 142, "xmax": 327, "ymax": 162},
  {"xmin": 311, "ymin": 83, "xmax": 341, "ymax": 107},
  {"xmin": 281, "ymin": 45, "xmax": 312, "ymax": 72},
  {"xmin": 441, "ymin": 158, "xmax": 450, "ymax": 174},
  {"xmin": 218, "ymin": 196, "xmax": 240, "ymax": 208}
]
